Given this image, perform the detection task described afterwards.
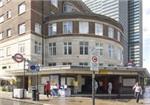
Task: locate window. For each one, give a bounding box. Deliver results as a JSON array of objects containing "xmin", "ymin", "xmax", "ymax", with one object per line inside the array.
[
  {"xmin": 80, "ymin": 41, "xmax": 88, "ymax": 55},
  {"xmin": 48, "ymin": 23, "xmax": 57, "ymax": 36},
  {"xmin": 48, "ymin": 63, "xmax": 56, "ymax": 66},
  {"xmin": 18, "ymin": 43, "xmax": 25, "ymax": 54},
  {"xmin": 117, "ymin": 31, "xmax": 121, "ymax": 41},
  {"xmin": 7, "ymin": 11, "xmax": 11, "ymax": 18},
  {"xmin": 79, "ymin": 62, "xmax": 88, "ymax": 67},
  {"xmin": 108, "ymin": 44, "xmax": 114, "ymax": 58},
  {"xmin": 96, "ymin": 43, "xmax": 103, "ymax": 56},
  {"xmin": 0, "ymin": 15, "xmax": 4, "ymax": 23},
  {"xmin": 7, "ymin": 29, "xmax": 11, "ymax": 37},
  {"xmin": 18, "ymin": 23, "xmax": 25, "ymax": 34},
  {"xmin": 63, "ymin": 3, "xmax": 74, "ymax": 13},
  {"xmin": 0, "ymin": 0, "xmax": 3, "ymax": 7},
  {"xmin": 6, "ymin": 47, "xmax": 11, "ymax": 56},
  {"xmin": 63, "ymin": 21, "xmax": 73, "ymax": 34},
  {"xmin": 49, "ymin": 43, "xmax": 56, "ymax": 55},
  {"xmin": 34, "ymin": 41, "xmax": 41, "ymax": 54},
  {"xmin": 64, "ymin": 42, "xmax": 72, "ymax": 55},
  {"xmin": 35, "ymin": 23, "xmax": 41, "ymax": 34},
  {"xmin": 79, "ymin": 21, "xmax": 89, "ymax": 34},
  {"xmin": 108, "ymin": 27, "xmax": 114, "ymax": 38},
  {"xmin": 95, "ymin": 23, "xmax": 103, "ymax": 36},
  {"xmin": 0, "ymin": 49, "xmax": 4, "ymax": 57},
  {"xmin": 0, "ymin": 32, "xmax": 4, "ymax": 40},
  {"xmin": 63, "ymin": 62, "xmax": 72, "ymax": 65},
  {"xmin": 18, "ymin": 2, "xmax": 26, "ymax": 14},
  {"xmin": 51, "ymin": 0, "xmax": 58, "ymax": 7}
]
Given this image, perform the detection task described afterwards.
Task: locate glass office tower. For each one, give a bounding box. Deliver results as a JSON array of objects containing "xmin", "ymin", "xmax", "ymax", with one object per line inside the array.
[{"xmin": 84, "ymin": 0, "xmax": 142, "ymax": 67}]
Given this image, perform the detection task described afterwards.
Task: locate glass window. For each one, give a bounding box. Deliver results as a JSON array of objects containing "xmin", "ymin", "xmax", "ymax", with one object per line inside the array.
[
  {"xmin": 80, "ymin": 41, "xmax": 88, "ymax": 55},
  {"xmin": 48, "ymin": 63, "xmax": 56, "ymax": 66},
  {"xmin": 7, "ymin": 29, "xmax": 11, "ymax": 37},
  {"xmin": 0, "ymin": 15, "xmax": 4, "ymax": 23},
  {"xmin": 35, "ymin": 23, "xmax": 41, "ymax": 34},
  {"xmin": 6, "ymin": 47, "xmax": 11, "ymax": 56},
  {"xmin": 79, "ymin": 62, "xmax": 88, "ymax": 67},
  {"xmin": 96, "ymin": 43, "xmax": 103, "ymax": 56},
  {"xmin": 18, "ymin": 23, "xmax": 25, "ymax": 34},
  {"xmin": 63, "ymin": 62, "xmax": 72, "ymax": 65},
  {"xmin": 48, "ymin": 23, "xmax": 57, "ymax": 36},
  {"xmin": 108, "ymin": 44, "xmax": 114, "ymax": 58},
  {"xmin": 7, "ymin": 11, "xmax": 11, "ymax": 18},
  {"xmin": 18, "ymin": 2, "xmax": 26, "ymax": 14},
  {"xmin": 108, "ymin": 27, "xmax": 114, "ymax": 38},
  {"xmin": 0, "ymin": 49, "xmax": 4, "ymax": 57},
  {"xmin": 18, "ymin": 43, "xmax": 25, "ymax": 54},
  {"xmin": 0, "ymin": 32, "xmax": 4, "ymax": 40},
  {"xmin": 63, "ymin": 21, "xmax": 73, "ymax": 34},
  {"xmin": 79, "ymin": 21, "xmax": 89, "ymax": 34},
  {"xmin": 49, "ymin": 43, "xmax": 56, "ymax": 55},
  {"xmin": 51, "ymin": 0, "xmax": 58, "ymax": 7},
  {"xmin": 117, "ymin": 31, "xmax": 121, "ymax": 41},
  {"xmin": 63, "ymin": 3, "xmax": 74, "ymax": 13},
  {"xmin": 64, "ymin": 42, "xmax": 72, "ymax": 55},
  {"xmin": 95, "ymin": 23, "xmax": 103, "ymax": 36}
]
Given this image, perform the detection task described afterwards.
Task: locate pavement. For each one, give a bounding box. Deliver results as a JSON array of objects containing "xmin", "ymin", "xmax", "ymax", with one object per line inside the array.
[{"xmin": 0, "ymin": 91, "xmax": 150, "ymax": 105}]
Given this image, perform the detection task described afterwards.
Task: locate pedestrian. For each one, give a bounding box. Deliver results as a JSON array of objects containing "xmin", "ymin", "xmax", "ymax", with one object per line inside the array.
[
  {"xmin": 133, "ymin": 82, "xmax": 142, "ymax": 103},
  {"xmin": 108, "ymin": 82, "xmax": 112, "ymax": 95},
  {"xmin": 45, "ymin": 81, "xmax": 51, "ymax": 98}
]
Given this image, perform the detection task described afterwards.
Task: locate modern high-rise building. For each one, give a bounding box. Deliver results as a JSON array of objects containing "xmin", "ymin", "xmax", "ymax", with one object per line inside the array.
[{"xmin": 84, "ymin": 0, "xmax": 143, "ymax": 67}]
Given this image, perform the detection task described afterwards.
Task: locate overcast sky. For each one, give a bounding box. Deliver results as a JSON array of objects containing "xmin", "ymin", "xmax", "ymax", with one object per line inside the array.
[{"xmin": 143, "ymin": 0, "xmax": 150, "ymax": 72}]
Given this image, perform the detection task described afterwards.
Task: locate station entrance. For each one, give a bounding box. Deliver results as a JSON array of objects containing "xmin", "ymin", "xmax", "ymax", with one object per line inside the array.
[{"xmin": 82, "ymin": 75, "xmax": 119, "ymax": 94}]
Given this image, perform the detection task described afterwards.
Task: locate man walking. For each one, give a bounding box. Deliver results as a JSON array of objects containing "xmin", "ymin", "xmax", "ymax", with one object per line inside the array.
[{"xmin": 133, "ymin": 82, "xmax": 142, "ymax": 103}]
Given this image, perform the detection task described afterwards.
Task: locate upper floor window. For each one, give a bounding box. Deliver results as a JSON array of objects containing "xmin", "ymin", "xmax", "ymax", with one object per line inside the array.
[
  {"xmin": 48, "ymin": 23, "xmax": 57, "ymax": 36},
  {"xmin": 63, "ymin": 2, "xmax": 74, "ymax": 13},
  {"xmin": 34, "ymin": 41, "xmax": 41, "ymax": 54},
  {"xmin": 96, "ymin": 43, "xmax": 104, "ymax": 56},
  {"xmin": 18, "ymin": 43, "xmax": 25, "ymax": 54},
  {"xmin": 0, "ymin": 0, "xmax": 3, "ymax": 7},
  {"xmin": 49, "ymin": 43, "xmax": 56, "ymax": 55},
  {"xmin": 0, "ymin": 32, "xmax": 4, "ymax": 40},
  {"xmin": 51, "ymin": 0, "xmax": 58, "ymax": 7},
  {"xmin": 108, "ymin": 44, "xmax": 114, "ymax": 59},
  {"xmin": 63, "ymin": 62, "xmax": 72, "ymax": 65},
  {"xmin": 35, "ymin": 23, "xmax": 41, "ymax": 34},
  {"xmin": 64, "ymin": 42, "xmax": 72, "ymax": 55},
  {"xmin": 95, "ymin": 23, "xmax": 103, "ymax": 36},
  {"xmin": 18, "ymin": 23, "xmax": 25, "ymax": 34},
  {"xmin": 0, "ymin": 49, "xmax": 4, "ymax": 58},
  {"xmin": 79, "ymin": 21, "xmax": 89, "ymax": 34},
  {"xmin": 6, "ymin": 47, "xmax": 11, "ymax": 56},
  {"xmin": 108, "ymin": 27, "xmax": 114, "ymax": 38},
  {"xmin": 7, "ymin": 29, "xmax": 11, "ymax": 37},
  {"xmin": 7, "ymin": 10, "xmax": 11, "ymax": 19},
  {"xmin": 80, "ymin": 41, "xmax": 88, "ymax": 55},
  {"xmin": 63, "ymin": 21, "xmax": 73, "ymax": 34},
  {"xmin": 0, "ymin": 15, "xmax": 4, "ymax": 23},
  {"xmin": 18, "ymin": 2, "xmax": 26, "ymax": 15},
  {"xmin": 48, "ymin": 62, "xmax": 56, "ymax": 66},
  {"xmin": 79, "ymin": 62, "xmax": 88, "ymax": 67},
  {"xmin": 117, "ymin": 31, "xmax": 121, "ymax": 41}
]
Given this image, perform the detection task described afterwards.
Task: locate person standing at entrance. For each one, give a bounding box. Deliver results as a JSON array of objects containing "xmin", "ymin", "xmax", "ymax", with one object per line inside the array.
[
  {"xmin": 108, "ymin": 82, "xmax": 112, "ymax": 95},
  {"xmin": 45, "ymin": 81, "xmax": 51, "ymax": 98},
  {"xmin": 133, "ymin": 82, "xmax": 142, "ymax": 103}
]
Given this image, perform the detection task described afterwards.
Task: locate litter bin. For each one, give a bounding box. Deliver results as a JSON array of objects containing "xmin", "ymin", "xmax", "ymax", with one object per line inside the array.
[{"xmin": 32, "ymin": 88, "xmax": 36, "ymax": 101}]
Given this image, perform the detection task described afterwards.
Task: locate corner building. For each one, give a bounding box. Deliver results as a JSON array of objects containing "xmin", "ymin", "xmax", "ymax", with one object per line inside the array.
[{"xmin": 0, "ymin": 0, "xmax": 148, "ymax": 95}]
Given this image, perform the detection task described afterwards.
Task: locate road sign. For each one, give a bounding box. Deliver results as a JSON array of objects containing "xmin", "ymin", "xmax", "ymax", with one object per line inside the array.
[
  {"xmin": 30, "ymin": 64, "xmax": 40, "ymax": 72},
  {"xmin": 12, "ymin": 53, "xmax": 24, "ymax": 63},
  {"xmin": 90, "ymin": 55, "xmax": 99, "ymax": 71}
]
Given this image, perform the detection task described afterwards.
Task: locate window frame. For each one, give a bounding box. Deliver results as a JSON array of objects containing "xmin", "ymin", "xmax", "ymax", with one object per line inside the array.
[
  {"xmin": 18, "ymin": 2, "xmax": 26, "ymax": 15},
  {"xmin": 18, "ymin": 23, "xmax": 26, "ymax": 35}
]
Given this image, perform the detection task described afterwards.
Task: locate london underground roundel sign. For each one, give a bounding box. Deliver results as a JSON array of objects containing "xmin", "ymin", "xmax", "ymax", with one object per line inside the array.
[{"xmin": 12, "ymin": 53, "xmax": 24, "ymax": 63}]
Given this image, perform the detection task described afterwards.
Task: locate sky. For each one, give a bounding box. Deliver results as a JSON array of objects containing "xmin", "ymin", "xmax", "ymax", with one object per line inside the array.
[{"xmin": 143, "ymin": 0, "xmax": 150, "ymax": 72}]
